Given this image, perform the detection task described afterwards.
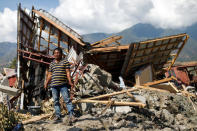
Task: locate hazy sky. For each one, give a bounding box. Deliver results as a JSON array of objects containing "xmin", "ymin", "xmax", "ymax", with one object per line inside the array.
[{"xmin": 0, "ymin": 0, "xmax": 197, "ymax": 42}]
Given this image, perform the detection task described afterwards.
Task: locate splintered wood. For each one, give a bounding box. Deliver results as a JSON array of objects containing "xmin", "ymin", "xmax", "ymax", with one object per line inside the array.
[
  {"xmin": 22, "ymin": 114, "xmax": 51, "ymax": 125},
  {"xmin": 73, "ymin": 88, "xmax": 146, "ymax": 108}
]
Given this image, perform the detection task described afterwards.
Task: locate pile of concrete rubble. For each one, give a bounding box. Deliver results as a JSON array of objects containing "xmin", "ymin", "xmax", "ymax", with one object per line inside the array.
[{"xmin": 22, "ymin": 64, "xmax": 197, "ymax": 131}]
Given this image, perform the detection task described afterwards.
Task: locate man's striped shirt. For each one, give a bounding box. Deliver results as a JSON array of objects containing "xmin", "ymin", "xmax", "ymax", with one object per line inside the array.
[{"xmin": 49, "ymin": 59, "xmax": 70, "ymax": 87}]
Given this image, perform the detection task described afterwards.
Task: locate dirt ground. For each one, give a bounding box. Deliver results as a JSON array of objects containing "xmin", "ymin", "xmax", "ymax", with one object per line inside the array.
[{"xmin": 23, "ymin": 89, "xmax": 197, "ymax": 131}]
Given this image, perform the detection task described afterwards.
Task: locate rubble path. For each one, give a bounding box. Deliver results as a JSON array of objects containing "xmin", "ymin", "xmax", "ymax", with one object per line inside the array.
[{"xmin": 23, "ymin": 90, "xmax": 197, "ymax": 131}]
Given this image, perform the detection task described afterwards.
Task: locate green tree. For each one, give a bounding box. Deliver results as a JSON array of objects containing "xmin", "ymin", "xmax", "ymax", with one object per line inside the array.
[{"xmin": 9, "ymin": 57, "xmax": 17, "ymax": 69}]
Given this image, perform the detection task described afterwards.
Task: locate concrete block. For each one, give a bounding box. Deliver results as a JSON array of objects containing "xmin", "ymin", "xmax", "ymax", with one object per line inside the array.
[
  {"xmin": 114, "ymin": 106, "xmax": 131, "ymax": 113},
  {"xmin": 0, "ymin": 84, "xmax": 19, "ymax": 96},
  {"xmin": 133, "ymin": 95, "xmax": 146, "ymax": 104}
]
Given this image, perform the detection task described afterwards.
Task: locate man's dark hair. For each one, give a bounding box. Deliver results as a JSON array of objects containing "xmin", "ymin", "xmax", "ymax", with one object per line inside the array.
[{"xmin": 53, "ymin": 47, "xmax": 63, "ymax": 55}]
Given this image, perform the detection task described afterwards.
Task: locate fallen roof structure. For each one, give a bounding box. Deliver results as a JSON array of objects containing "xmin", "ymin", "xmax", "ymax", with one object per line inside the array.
[{"xmin": 121, "ymin": 33, "xmax": 189, "ymax": 81}]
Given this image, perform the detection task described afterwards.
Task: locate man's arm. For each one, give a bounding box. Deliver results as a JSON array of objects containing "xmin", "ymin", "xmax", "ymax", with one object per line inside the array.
[
  {"xmin": 44, "ymin": 72, "xmax": 52, "ymax": 89},
  {"xmin": 66, "ymin": 69, "xmax": 74, "ymax": 87}
]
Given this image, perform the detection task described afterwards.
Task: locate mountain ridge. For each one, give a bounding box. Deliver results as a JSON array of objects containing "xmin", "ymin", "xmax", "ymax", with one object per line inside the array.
[
  {"xmin": 82, "ymin": 23, "xmax": 197, "ymax": 61},
  {"xmin": 1, "ymin": 22, "xmax": 197, "ymax": 65}
]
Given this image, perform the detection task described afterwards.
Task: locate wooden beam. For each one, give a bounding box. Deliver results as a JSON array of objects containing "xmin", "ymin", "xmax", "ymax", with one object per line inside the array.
[
  {"xmin": 100, "ymin": 100, "xmax": 114, "ymax": 115},
  {"xmin": 168, "ymin": 82, "xmax": 179, "ymax": 93},
  {"xmin": 33, "ymin": 9, "xmax": 85, "ymax": 46},
  {"xmin": 139, "ymin": 34, "xmax": 187, "ymax": 44},
  {"xmin": 85, "ymin": 88, "xmax": 138, "ymax": 100},
  {"xmin": 115, "ymin": 41, "xmax": 121, "ymax": 46},
  {"xmin": 125, "ymin": 44, "xmax": 140, "ymax": 74},
  {"xmin": 48, "ymin": 24, "xmax": 52, "ymax": 54},
  {"xmin": 74, "ymin": 99, "xmax": 145, "ymax": 107},
  {"xmin": 135, "ymin": 85, "xmax": 170, "ymax": 93},
  {"xmin": 58, "ymin": 30, "xmax": 61, "ymax": 47},
  {"xmin": 22, "ymin": 114, "xmax": 51, "ymax": 125},
  {"xmin": 92, "ymin": 36, "xmax": 122, "ymax": 47},
  {"xmin": 88, "ymin": 45, "xmax": 129, "ymax": 53},
  {"xmin": 143, "ymin": 76, "xmax": 176, "ymax": 86},
  {"xmin": 38, "ymin": 19, "xmax": 44, "ymax": 51}
]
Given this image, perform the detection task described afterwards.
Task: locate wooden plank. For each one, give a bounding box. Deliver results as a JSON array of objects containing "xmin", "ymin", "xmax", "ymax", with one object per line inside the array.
[
  {"xmin": 0, "ymin": 84, "xmax": 20, "ymax": 96},
  {"xmin": 48, "ymin": 24, "xmax": 52, "ymax": 54},
  {"xmin": 22, "ymin": 114, "xmax": 51, "ymax": 125},
  {"xmin": 92, "ymin": 36, "xmax": 122, "ymax": 47},
  {"xmin": 58, "ymin": 30, "xmax": 61, "ymax": 47},
  {"xmin": 33, "ymin": 9, "xmax": 85, "ymax": 46},
  {"xmin": 135, "ymin": 65, "xmax": 153, "ymax": 85},
  {"xmin": 88, "ymin": 45, "xmax": 129, "ymax": 53},
  {"xmin": 135, "ymin": 85, "xmax": 170, "ymax": 93},
  {"xmin": 168, "ymin": 82, "xmax": 179, "ymax": 93},
  {"xmin": 85, "ymin": 88, "xmax": 138, "ymax": 100},
  {"xmin": 124, "ymin": 43, "xmax": 140, "ymax": 75},
  {"xmin": 139, "ymin": 33, "xmax": 187, "ymax": 44},
  {"xmin": 38, "ymin": 19, "xmax": 44, "ymax": 51},
  {"xmin": 100, "ymin": 100, "xmax": 114, "ymax": 115},
  {"xmin": 150, "ymin": 83, "xmax": 179, "ymax": 93},
  {"xmin": 74, "ymin": 99, "xmax": 145, "ymax": 107},
  {"xmin": 143, "ymin": 76, "xmax": 176, "ymax": 86}
]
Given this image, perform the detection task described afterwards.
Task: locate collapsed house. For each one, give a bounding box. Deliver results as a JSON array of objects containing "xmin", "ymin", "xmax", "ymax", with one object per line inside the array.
[
  {"xmin": 2, "ymin": 4, "xmax": 197, "ymax": 129},
  {"xmin": 12, "ymin": 3, "xmax": 192, "ymax": 107}
]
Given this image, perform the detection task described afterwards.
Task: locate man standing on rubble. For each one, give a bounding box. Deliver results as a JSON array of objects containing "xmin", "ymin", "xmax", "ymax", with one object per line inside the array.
[{"xmin": 44, "ymin": 47, "xmax": 76, "ymax": 123}]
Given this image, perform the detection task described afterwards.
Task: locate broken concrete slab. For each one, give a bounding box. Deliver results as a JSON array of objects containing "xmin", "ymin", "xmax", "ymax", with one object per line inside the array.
[
  {"xmin": 0, "ymin": 84, "xmax": 19, "ymax": 96},
  {"xmin": 3, "ymin": 68, "xmax": 16, "ymax": 78}
]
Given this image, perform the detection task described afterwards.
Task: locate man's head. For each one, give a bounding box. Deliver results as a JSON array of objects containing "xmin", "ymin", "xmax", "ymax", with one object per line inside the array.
[{"xmin": 53, "ymin": 48, "xmax": 63, "ymax": 60}]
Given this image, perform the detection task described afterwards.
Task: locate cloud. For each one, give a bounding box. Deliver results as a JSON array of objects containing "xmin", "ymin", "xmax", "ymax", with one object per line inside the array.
[
  {"xmin": 51, "ymin": 0, "xmax": 197, "ymax": 34},
  {"xmin": 0, "ymin": 8, "xmax": 17, "ymax": 42},
  {"xmin": 144, "ymin": 0, "xmax": 197, "ymax": 29},
  {"xmin": 51, "ymin": 0, "xmax": 153, "ymax": 34},
  {"xmin": 1, "ymin": 0, "xmax": 197, "ymax": 42}
]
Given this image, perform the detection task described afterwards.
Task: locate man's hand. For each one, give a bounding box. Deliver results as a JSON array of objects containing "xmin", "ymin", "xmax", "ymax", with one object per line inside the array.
[
  {"xmin": 44, "ymin": 83, "xmax": 48, "ymax": 90},
  {"xmin": 69, "ymin": 82, "xmax": 74, "ymax": 87},
  {"xmin": 69, "ymin": 83, "xmax": 74, "ymax": 100},
  {"xmin": 45, "ymin": 71, "xmax": 51, "ymax": 90}
]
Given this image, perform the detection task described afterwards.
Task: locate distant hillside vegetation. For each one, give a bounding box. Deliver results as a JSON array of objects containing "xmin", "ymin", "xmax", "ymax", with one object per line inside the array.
[{"xmin": 0, "ymin": 42, "xmax": 17, "ymax": 65}]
